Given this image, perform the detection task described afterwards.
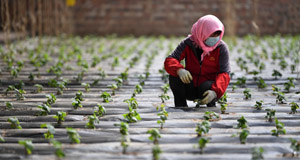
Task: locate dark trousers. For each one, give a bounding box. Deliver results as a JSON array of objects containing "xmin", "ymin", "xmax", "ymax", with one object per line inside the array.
[{"xmin": 169, "ymin": 75, "xmax": 214, "ymax": 107}]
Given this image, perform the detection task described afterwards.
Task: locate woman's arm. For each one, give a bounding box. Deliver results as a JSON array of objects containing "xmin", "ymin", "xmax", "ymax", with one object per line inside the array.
[{"xmin": 211, "ymin": 42, "xmax": 231, "ymax": 98}]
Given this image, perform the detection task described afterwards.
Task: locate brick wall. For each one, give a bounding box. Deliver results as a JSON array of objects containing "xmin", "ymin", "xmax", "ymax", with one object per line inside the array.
[{"xmin": 72, "ymin": 0, "xmax": 300, "ymax": 36}]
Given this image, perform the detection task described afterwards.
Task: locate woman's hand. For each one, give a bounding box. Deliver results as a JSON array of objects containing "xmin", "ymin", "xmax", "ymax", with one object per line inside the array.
[
  {"xmin": 177, "ymin": 69, "xmax": 193, "ymax": 84},
  {"xmin": 200, "ymin": 90, "xmax": 217, "ymax": 104}
]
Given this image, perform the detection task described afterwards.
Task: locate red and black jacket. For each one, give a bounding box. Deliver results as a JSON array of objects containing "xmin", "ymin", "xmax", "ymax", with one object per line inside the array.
[{"xmin": 164, "ymin": 37, "xmax": 230, "ymax": 98}]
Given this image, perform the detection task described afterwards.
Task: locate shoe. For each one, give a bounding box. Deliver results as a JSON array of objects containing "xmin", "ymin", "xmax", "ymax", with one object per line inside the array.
[{"xmin": 207, "ymin": 102, "xmax": 216, "ymax": 107}]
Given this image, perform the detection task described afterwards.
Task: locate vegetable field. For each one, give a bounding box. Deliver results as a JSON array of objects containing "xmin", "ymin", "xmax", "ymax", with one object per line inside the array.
[{"xmin": 0, "ymin": 35, "xmax": 299, "ymax": 160}]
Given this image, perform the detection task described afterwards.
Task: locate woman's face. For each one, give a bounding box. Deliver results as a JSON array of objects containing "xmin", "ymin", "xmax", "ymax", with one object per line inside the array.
[{"xmin": 209, "ymin": 31, "xmax": 221, "ymax": 37}]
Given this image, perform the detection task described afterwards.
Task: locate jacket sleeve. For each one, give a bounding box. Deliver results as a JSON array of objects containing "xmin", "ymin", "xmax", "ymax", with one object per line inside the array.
[
  {"xmin": 164, "ymin": 40, "xmax": 187, "ymax": 76},
  {"xmin": 211, "ymin": 42, "xmax": 231, "ymax": 98}
]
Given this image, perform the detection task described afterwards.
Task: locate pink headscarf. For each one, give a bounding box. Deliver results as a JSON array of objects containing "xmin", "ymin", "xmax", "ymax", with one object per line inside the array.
[{"xmin": 189, "ymin": 15, "xmax": 224, "ymax": 61}]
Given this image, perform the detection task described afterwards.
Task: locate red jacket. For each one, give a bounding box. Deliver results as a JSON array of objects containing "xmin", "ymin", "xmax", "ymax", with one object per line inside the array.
[{"xmin": 164, "ymin": 37, "xmax": 230, "ymax": 98}]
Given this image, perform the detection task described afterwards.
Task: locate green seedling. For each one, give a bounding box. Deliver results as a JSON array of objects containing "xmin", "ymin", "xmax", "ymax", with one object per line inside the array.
[
  {"xmin": 92, "ymin": 79, "xmax": 100, "ymax": 86},
  {"xmin": 18, "ymin": 140, "xmax": 34, "ymax": 155},
  {"xmin": 48, "ymin": 78, "xmax": 58, "ymax": 87},
  {"xmin": 236, "ymin": 77, "xmax": 247, "ymax": 87},
  {"xmin": 235, "ymin": 116, "xmax": 248, "ymax": 129},
  {"xmin": 265, "ymin": 109, "xmax": 276, "ymax": 122},
  {"xmin": 53, "ymin": 111, "xmax": 67, "ymax": 124},
  {"xmin": 15, "ymin": 89, "xmax": 26, "ymax": 100},
  {"xmin": 159, "ymin": 93, "xmax": 170, "ymax": 103},
  {"xmin": 72, "ymin": 99, "xmax": 83, "ymax": 109},
  {"xmin": 56, "ymin": 81, "xmax": 67, "ymax": 95},
  {"xmin": 204, "ymin": 111, "xmax": 220, "ymax": 121},
  {"xmin": 66, "ymin": 127, "xmax": 81, "ymax": 144},
  {"xmin": 239, "ymin": 129, "xmax": 249, "ymax": 144},
  {"xmin": 0, "ymin": 135, "xmax": 4, "ymax": 142},
  {"xmin": 220, "ymin": 103, "xmax": 228, "ymax": 114},
  {"xmin": 119, "ymin": 70, "xmax": 128, "ymax": 81},
  {"xmin": 271, "ymin": 118, "xmax": 286, "ymax": 136},
  {"xmin": 152, "ymin": 145, "xmax": 162, "ymax": 160},
  {"xmin": 218, "ymin": 92, "xmax": 227, "ymax": 104},
  {"xmin": 98, "ymin": 68, "xmax": 106, "ymax": 79},
  {"xmin": 243, "ymin": 88, "xmax": 251, "ymax": 100},
  {"xmin": 272, "ymin": 70, "xmax": 282, "ymax": 79},
  {"xmin": 75, "ymin": 70, "xmax": 85, "ymax": 82},
  {"xmin": 45, "ymin": 93, "xmax": 56, "ymax": 106},
  {"xmin": 50, "ymin": 140, "xmax": 65, "ymax": 158},
  {"xmin": 108, "ymin": 84, "xmax": 118, "ymax": 95},
  {"xmin": 198, "ymin": 137, "xmax": 209, "ymax": 154},
  {"xmin": 10, "ymin": 66, "xmax": 19, "ymax": 78},
  {"xmin": 138, "ymin": 75, "xmax": 146, "ymax": 86},
  {"xmin": 276, "ymin": 92, "xmax": 286, "ymax": 104},
  {"xmin": 123, "ymin": 106, "xmax": 141, "ymax": 123},
  {"xmin": 7, "ymin": 117, "xmax": 22, "ymax": 129},
  {"xmin": 232, "ymin": 85, "xmax": 237, "ymax": 92},
  {"xmin": 290, "ymin": 64, "xmax": 296, "ymax": 73},
  {"xmin": 41, "ymin": 123, "xmax": 55, "ymax": 139},
  {"xmin": 86, "ymin": 114, "xmax": 100, "ymax": 129},
  {"xmin": 289, "ymin": 102, "xmax": 299, "ymax": 114},
  {"xmin": 159, "ymin": 68, "xmax": 169, "ymax": 83},
  {"xmin": 120, "ymin": 135, "xmax": 130, "ymax": 154},
  {"xmin": 195, "ymin": 120, "xmax": 211, "ymax": 137},
  {"xmin": 272, "ymin": 85, "xmax": 280, "ymax": 95},
  {"xmin": 289, "ymin": 138, "xmax": 300, "ymax": 157},
  {"xmin": 37, "ymin": 104, "xmax": 51, "ymax": 116},
  {"xmin": 94, "ymin": 104, "xmax": 106, "ymax": 117},
  {"xmin": 257, "ymin": 77, "xmax": 267, "ymax": 89},
  {"xmin": 81, "ymin": 83, "xmax": 90, "ymax": 92},
  {"xmin": 75, "ymin": 91, "xmax": 84, "ymax": 101},
  {"xmin": 252, "ymin": 147, "xmax": 264, "ymax": 160},
  {"xmin": 28, "ymin": 72, "xmax": 35, "ymax": 81},
  {"xmin": 254, "ymin": 100, "xmax": 264, "ymax": 110},
  {"xmin": 15, "ymin": 81, "xmax": 25, "ymax": 90},
  {"xmin": 34, "ymin": 84, "xmax": 43, "ymax": 93},
  {"xmin": 147, "ymin": 129, "xmax": 161, "ymax": 145},
  {"xmin": 279, "ymin": 59, "xmax": 288, "ymax": 70},
  {"xmin": 284, "ymin": 77, "xmax": 295, "ymax": 92},
  {"xmin": 124, "ymin": 98, "xmax": 138, "ymax": 110},
  {"xmin": 5, "ymin": 85, "xmax": 16, "ymax": 95},
  {"xmin": 114, "ymin": 78, "xmax": 123, "ymax": 87},
  {"xmin": 111, "ymin": 57, "xmax": 119, "ymax": 70},
  {"xmin": 161, "ymin": 84, "xmax": 170, "ymax": 94},
  {"xmin": 114, "ymin": 122, "xmax": 130, "ymax": 154},
  {"xmin": 5, "ymin": 102, "xmax": 13, "ymax": 110},
  {"xmin": 157, "ymin": 108, "xmax": 168, "ymax": 129},
  {"xmin": 100, "ymin": 92, "xmax": 112, "ymax": 103}
]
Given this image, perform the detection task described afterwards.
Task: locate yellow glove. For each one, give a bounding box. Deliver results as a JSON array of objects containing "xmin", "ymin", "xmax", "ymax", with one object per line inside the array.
[
  {"xmin": 177, "ymin": 69, "xmax": 193, "ymax": 84},
  {"xmin": 200, "ymin": 90, "xmax": 217, "ymax": 104}
]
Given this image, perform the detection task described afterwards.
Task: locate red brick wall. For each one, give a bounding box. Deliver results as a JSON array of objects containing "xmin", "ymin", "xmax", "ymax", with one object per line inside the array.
[{"xmin": 72, "ymin": 0, "xmax": 300, "ymax": 36}]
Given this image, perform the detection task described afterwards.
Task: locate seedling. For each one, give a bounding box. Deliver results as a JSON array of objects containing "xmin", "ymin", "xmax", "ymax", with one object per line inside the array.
[
  {"xmin": 100, "ymin": 92, "xmax": 112, "ymax": 103},
  {"xmin": 94, "ymin": 104, "xmax": 106, "ymax": 117},
  {"xmin": 272, "ymin": 85, "xmax": 280, "ymax": 95},
  {"xmin": 135, "ymin": 84, "xmax": 143, "ymax": 94},
  {"xmin": 86, "ymin": 114, "xmax": 100, "ymax": 129},
  {"xmin": 161, "ymin": 84, "xmax": 170, "ymax": 94},
  {"xmin": 119, "ymin": 70, "xmax": 128, "ymax": 81},
  {"xmin": 92, "ymin": 79, "xmax": 100, "ymax": 86},
  {"xmin": 243, "ymin": 88, "xmax": 251, "ymax": 100},
  {"xmin": 98, "ymin": 68, "xmax": 106, "ymax": 79},
  {"xmin": 72, "ymin": 99, "xmax": 83, "ymax": 109},
  {"xmin": 284, "ymin": 77, "xmax": 295, "ymax": 92},
  {"xmin": 198, "ymin": 137, "xmax": 209, "ymax": 154},
  {"xmin": 289, "ymin": 102, "xmax": 299, "ymax": 114},
  {"xmin": 218, "ymin": 92, "xmax": 227, "ymax": 104},
  {"xmin": 28, "ymin": 72, "xmax": 35, "ymax": 81},
  {"xmin": 252, "ymin": 147, "xmax": 264, "ymax": 160},
  {"xmin": 235, "ymin": 116, "xmax": 248, "ymax": 129},
  {"xmin": 271, "ymin": 118, "xmax": 286, "ymax": 136},
  {"xmin": 7, "ymin": 117, "xmax": 22, "ymax": 129},
  {"xmin": 157, "ymin": 108, "xmax": 168, "ymax": 129},
  {"xmin": 5, "ymin": 85, "xmax": 16, "ymax": 95},
  {"xmin": 111, "ymin": 57, "xmax": 119, "ymax": 70},
  {"xmin": 114, "ymin": 122, "xmax": 130, "ymax": 154},
  {"xmin": 272, "ymin": 70, "xmax": 282, "ymax": 79},
  {"xmin": 0, "ymin": 135, "xmax": 4, "ymax": 142},
  {"xmin": 279, "ymin": 59, "xmax": 288, "ymax": 70},
  {"xmin": 254, "ymin": 100, "xmax": 264, "ymax": 110},
  {"xmin": 138, "ymin": 75, "xmax": 146, "ymax": 86},
  {"xmin": 236, "ymin": 77, "xmax": 247, "ymax": 87},
  {"xmin": 56, "ymin": 81, "xmax": 67, "ymax": 95},
  {"xmin": 81, "ymin": 83, "xmax": 90, "ymax": 92},
  {"xmin": 41, "ymin": 123, "xmax": 55, "ymax": 139},
  {"xmin": 289, "ymin": 138, "xmax": 300, "ymax": 157},
  {"xmin": 48, "ymin": 78, "xmax": 58, "ymax": 87},
  {"xmin": 114, "ymin": 78, "xmax": 123, "ymax": 87},
  {"xmin": 66, "ymin": 127, "xmax": 81, "ymax": 144},
  {"xmin": 50, "ymin": 140, "xmax": 65, "ymax": 158},
  {"xmin": 220, "ymin": 103, "xmax": 228, "ymax": 114},
  {"xmin": 147, "ymin": 129, "xmax": 161, "ymax": 145},
  {"xmin": 108, "ymin": 84, "xmax": 118, "ymax": 95},
  {"xmin": 159, "ymin": 93, "xmax": 170, "ymax": 103},
  {"xmin": 232, "ymin": 85, "xmax": 237, "ymax": 92},
  {"xmin": 123, "ymin": 106, "xmax": 142, "ymax": 123},
  {"xmin": 5, "ymin": 102, "xmax": 13, "ymax": 110},
  {"xmin": 34, "ymin": 84, "xmax": 43, "ymax": 93},
  {"xmin": 124, "ymin": 98, "xmax": 138, "ymax": 110},
  {"xmin": 257, "ymin": 77, "xmax": 267, "ymax": 89},
  {"xmin": 152, "ymin": 145, "xmax": 162, "ymax": 160},
  {"xmin": 239, "ymin": 129, "xmax": 249, "ymax": 144},
  {"xmin": 37, "ymin": 104, "xmax": 51, "ymax": 116},
  {"xmin": 276, "ymin": 92, "xmax": 286, "ymax": 104},
  {"xmin": 18, "ymin": 140, "xmax": 34, "ymax": 155},
  {"xmin": 45, "ymin": 93, "xmax": 56, "ymax": 106},
  {"xmin": 265, "ymin": 109, "xmax": 276, "ymax": 122},
  {"xmin": 75, "ymin": 91, "xmax": 84, "ymax": 101},
  {"xmin": 75, "ymin": 70, "xmax": 85, "ymax": 82},
  {"xmin": 159, "ymin": 68, "xmax": 168, "ymax": 83},
  {"xmin": 195, "ymin": 120, "xmax": 211, "ymax": 137},
  {"xmin": 53, "ymin": 111, "xmax": 67, "ymax": 124},
  {"xmin": 203, "ymin": 111, "xmax": 220, "ymax": 121}
]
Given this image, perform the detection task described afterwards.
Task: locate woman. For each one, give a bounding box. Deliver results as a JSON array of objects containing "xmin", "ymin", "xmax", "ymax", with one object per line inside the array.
[{"xmin": 164, "ymin": 15, "xmax": 230, "ymax": 107}]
